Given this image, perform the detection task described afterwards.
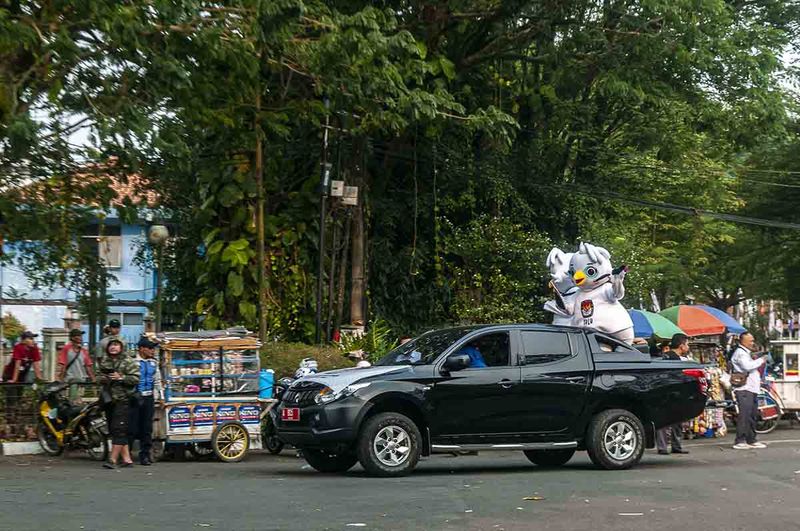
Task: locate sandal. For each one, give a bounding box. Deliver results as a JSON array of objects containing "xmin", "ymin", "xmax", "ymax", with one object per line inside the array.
[
  {"xmin": 103, "ymin": 462, "xmax": 117, "ymax": 470},
  {"xmin": 120, "ymin": 461, "xmax": 134, "ymax": 468}
]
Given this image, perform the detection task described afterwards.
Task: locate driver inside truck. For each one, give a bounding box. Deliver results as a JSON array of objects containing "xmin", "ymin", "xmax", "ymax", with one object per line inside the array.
[{"xmin": 458, "ymin": 342, "xmax": 487, "ymax": 368}]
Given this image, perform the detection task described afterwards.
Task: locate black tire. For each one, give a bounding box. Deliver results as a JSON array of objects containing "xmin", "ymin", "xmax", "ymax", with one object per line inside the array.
[
  {"xmin": 585, "ymin": 409, "xmax": 645, "ymax": 470},
  {"xmin": 356, "ymin": 412, "xmax": 422, "ymax": 477},
  {"xmin": 265, "ymin": 435, "xmax": 285, "ymax": 455},
  {"xmin": 85, "ymin": 427, "xmax": 109, "ymax": 462},
  {"xmin": 524, "ymin": 448, "xmax": 576, "ymax": 467},
  {"xmin": 755, "ymin": 417, "xmax": 779, "ymax": 434},
  {"xmin": 302, "ymin": 448, "xmax": 358, "ymax": 473},
  {"xmin": 262, "ymin": 416, "xmax": 285, "ymax": 455},
  {"xmin": 37, "ymin": 422, "xmax": 63, "ymax": 456}
]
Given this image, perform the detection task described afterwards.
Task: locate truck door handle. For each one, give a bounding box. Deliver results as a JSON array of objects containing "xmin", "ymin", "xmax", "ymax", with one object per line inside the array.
[{"xmin": 498, "ymin": 379, "xmax": 515, "ymax": 389}]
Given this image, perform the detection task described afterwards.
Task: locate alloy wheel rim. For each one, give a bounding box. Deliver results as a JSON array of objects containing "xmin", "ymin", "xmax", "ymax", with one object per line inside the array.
[
  {"xmin": 373, "ymin": 425, "xmax": 411, "ymax": 467},
  {"xmin": 603, "ymin": 421, "xmax": 636, "ymax": 461}
]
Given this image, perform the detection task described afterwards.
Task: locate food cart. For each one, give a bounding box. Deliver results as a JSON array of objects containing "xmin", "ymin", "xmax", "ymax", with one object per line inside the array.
[
  {"xmin": 765, "ymin": 339, "xmax": 800, "ymax": 421},
  {"xmin": 152, "ymin": 329, "xmax": 272, "ymax": 462}
]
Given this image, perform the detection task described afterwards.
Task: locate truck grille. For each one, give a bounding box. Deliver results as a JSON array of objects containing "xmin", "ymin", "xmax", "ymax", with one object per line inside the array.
[{"xmin": 283, "ymin": 382, "xmax": 324, "ymax": 406}]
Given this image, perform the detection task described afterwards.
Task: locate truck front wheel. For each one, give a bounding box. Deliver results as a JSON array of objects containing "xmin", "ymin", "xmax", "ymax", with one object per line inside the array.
[
  {"xmin": 586, "ymin": 409, "xmax": 645, "ymax": 470},
  {"xmin": 357, "ymin": 412, "xmax": 422, "ymax": 477}
]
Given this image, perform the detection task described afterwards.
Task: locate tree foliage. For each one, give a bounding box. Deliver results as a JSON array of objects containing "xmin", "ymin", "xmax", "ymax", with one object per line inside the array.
[{"xmin": 2, "ymin": 0, "xmax": 799, "ymax": 340}]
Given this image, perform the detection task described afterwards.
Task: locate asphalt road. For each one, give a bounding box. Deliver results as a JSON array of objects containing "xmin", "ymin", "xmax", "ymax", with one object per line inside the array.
[{"xmin": 1, "ymin": 427, "xmax": 799, "ymax": 531}]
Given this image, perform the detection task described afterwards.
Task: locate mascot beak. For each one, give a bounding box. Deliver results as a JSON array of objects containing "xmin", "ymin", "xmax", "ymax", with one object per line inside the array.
[{"xmin": 573, "ymin": 270, "xmax": 586, "ymax": 286}]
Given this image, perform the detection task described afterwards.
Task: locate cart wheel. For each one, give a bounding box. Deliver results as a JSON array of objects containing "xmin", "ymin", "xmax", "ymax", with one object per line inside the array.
[{"xmin": 212, "ymin": 421, "xmax": 250, "ymax": 463}]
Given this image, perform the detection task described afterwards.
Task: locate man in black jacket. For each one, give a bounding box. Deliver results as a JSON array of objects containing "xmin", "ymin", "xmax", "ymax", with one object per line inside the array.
[{"xmin": 656, "ymin": 334, "xmax": 691, "ymax": 455}]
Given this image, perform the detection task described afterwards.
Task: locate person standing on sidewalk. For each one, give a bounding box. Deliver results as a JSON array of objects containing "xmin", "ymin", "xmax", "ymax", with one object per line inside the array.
[
  {"xmin": 57, "ymin": 329, "xmax": 95, "ymax": 383},
  {"xmin": 5, "ymin": 331, "xmax": 43, "ymax": 383},
  {"xmin": 656, "ymin": 333, "xmax": 691, "ymax": 455},
  {"xmin": 97, "ymin": 339, "xmax": 139, "ymax": 469},
  {"xmin": 95, "ymin": 319, "xmax": 122, "ymax": 362},
  {"xmin": 731, "ymin": 332, "xmax": 768, "ymax": 450},
  {"xmin": 128, "ymin": 337, "xmax": 163, "ymax": 466}
]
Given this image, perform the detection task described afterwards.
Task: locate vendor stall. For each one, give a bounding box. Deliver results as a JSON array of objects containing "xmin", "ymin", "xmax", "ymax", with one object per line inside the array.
[
  {"xmin": 153, "ymin": 329, "xmax": 273, "ymax": 462},
  {"xmin": 764, "ymin": 339, "xmax": 800, "ymax": 419}
]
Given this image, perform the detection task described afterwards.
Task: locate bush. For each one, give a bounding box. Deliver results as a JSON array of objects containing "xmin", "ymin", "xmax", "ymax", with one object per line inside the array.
[{"xmin": 261, "ymin": 342, "xmax": 354, "ymax": 379}]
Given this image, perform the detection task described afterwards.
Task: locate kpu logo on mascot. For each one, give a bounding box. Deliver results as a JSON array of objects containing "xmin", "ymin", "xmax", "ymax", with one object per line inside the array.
[{"xmin": 544, "ymin": 242, "xmax": 634, "ymax": 344}]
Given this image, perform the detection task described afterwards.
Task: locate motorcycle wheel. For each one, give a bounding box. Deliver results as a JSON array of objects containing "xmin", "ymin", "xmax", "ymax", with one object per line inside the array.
[
  {"xmin": 262, "ymin": 416, "xmax": 284, "ymax": 455},
  {"xmin": 85, "ymin": 428, "xmax": 109, "ymax": 462},
  {"xmin": 756, "ymin": 393, "xmax": 781, "ymax": 434},
  {"xmin": 36, "ymin": 422, "xmax": 64, "ymax": 456}
]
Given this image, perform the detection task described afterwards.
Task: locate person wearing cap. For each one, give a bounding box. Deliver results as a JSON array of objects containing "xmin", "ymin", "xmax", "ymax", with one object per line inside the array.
[
  {"xmin": 6, "ymin": 331, "xmax": 43, "ymax": 383},
  {"xmin": 128, "ymin": 337, "xmax": 163, "ymax": 466},
  {"xmin": 57, "ymin": 329, "xmax": 95, "ymax": 384},
  {"xmin": 97, "ymin": 339, "xmax": 139, "ymax": 469},
  {"xmin": 95, "ymin": 319, "xmax": 122, "ymax": 361}
]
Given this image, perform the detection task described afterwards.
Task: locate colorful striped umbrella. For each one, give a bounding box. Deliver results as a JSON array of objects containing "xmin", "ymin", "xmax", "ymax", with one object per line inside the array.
[
  {"xmin": 659, "ymin": 305, "xmax": 746, "ymax": 337},
  {"xmin": 629, "ymin": 309, "xmax": 686, "ymax": 340}
]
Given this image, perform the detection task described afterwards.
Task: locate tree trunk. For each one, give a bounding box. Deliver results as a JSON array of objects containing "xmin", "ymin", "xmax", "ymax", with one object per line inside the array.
[
  {"xmin": 349, "ymin": 202, "xmax": 365, "ymax": 326},
  {"xmin": 334, "ymin": 212, "xmax": 351, "ymax": 333}
]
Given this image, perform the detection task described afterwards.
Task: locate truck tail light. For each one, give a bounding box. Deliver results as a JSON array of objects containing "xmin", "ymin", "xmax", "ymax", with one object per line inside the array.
[{"xmin": 683, "ymin": 369, "xmax": 708, "ymax": 395}]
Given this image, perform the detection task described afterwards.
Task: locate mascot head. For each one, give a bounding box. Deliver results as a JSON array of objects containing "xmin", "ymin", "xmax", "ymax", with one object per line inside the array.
[
  {"xmin": 569, "ymin": 242, "xmax": 612, "ymax": 292},
  {"xmin": 546, "ymin": 247, "xmax": 576, "ymax": 295}
]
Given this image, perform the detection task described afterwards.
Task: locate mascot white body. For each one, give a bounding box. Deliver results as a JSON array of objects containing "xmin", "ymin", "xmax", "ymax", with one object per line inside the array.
[
  {"xmin": 543, "ymin": 248, "xmax": 577, "ymax": 327},
  {"xmin": 544, "ymin": 242, "xmax": 634, "ymax": 344}
]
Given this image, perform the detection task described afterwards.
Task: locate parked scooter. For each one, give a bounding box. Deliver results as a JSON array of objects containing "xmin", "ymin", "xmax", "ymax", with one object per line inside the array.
[
  {"xmin": 36, "ymin": 382, "xmax": 109, "ymax": 461},
  {"xmin": 262, "ymin": 358, "xmax": 319, "ymax": 455}
]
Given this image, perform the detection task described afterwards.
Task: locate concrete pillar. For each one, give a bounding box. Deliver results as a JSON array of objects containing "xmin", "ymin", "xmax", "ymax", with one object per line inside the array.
[{"xmin": 41, "ymin": 328, "xmax": 69, "ymax": 381}]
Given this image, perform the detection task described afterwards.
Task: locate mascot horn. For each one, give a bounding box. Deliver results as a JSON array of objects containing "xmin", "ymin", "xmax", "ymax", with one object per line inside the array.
[
  {"xmin": 567, "ymin": 242, "xmax": 634, "ymax": 344},
  {"xmin": 543, "ymin": 247, "xmax": 577, "ymax": 326}
]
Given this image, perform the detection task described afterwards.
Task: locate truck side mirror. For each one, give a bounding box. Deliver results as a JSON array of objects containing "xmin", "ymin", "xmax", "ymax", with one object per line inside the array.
[{"xmin": 443, "ymin": 353, "xmax": 471, "ymax": 372}]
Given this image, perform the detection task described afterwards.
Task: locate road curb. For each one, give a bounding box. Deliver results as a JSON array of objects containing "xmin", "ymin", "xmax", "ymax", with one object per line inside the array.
[{"xmin": 1, "ymin": 441, "xmax": 44, "ymax": 456}]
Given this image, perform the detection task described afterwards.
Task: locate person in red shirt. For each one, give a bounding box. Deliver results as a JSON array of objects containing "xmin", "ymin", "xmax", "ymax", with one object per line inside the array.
[
  {"xmin": 57, "ymin": 329, "xmax": 95, "ymax": 383},
  {"xmin": 8, "ymin": 331, "xmax": 43, "ymax": 383}
]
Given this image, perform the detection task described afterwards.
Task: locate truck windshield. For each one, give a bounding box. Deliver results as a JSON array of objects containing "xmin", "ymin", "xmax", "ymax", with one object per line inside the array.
[{"xmin": 376, "ymin": 327, "xmax": 480, "ymax": 366}]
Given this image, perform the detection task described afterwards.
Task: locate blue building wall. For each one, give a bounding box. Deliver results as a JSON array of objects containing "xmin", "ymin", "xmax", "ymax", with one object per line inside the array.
[{"xmin": 2, "ymin": 217, "xmax": 154, "ymax": 344}]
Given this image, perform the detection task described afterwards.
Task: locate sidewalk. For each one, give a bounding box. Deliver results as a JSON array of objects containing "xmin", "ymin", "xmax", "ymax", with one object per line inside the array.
[{"xmin": 672, "ymin": 423, "xmax": 800, "ymax": 450}]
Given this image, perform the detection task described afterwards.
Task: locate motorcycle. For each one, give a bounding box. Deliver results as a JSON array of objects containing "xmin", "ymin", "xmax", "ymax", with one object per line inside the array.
[
  {"xmin": 262, "ymin": 376, "xmax": 296, "ymax": 455},
  {"xmin": 36, "ymin": 382, "xmax": 109, "ymax": 461}
]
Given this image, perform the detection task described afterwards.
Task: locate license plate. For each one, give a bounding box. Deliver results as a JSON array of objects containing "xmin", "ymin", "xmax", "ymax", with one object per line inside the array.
[{"xmin": 281, "ymin": 407, "xmax": 300, "ymax": 422}]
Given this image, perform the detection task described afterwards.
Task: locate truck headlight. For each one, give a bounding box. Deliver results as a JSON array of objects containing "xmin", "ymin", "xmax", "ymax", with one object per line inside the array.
[{"xmin": 314, "ymin": 382, "xmax": 371, "ymax": 405}]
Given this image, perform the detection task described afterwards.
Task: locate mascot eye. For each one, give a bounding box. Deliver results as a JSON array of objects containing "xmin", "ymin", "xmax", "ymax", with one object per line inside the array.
[
  {"xmin": 586, "ymin": 266, "xmax": 597, "ymax": 277},
  {"xmin": 568, "ymin": 269, "xmax": 574, "ymax": 277}
]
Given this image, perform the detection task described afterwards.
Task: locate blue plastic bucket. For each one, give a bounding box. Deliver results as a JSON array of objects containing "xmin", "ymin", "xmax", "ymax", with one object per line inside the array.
[{"xmin": 259, "ymin": 369, "xmax": 275, "ymax": 399}]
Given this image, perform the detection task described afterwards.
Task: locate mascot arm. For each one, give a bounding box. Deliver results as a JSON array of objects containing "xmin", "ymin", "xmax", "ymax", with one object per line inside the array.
[
  {"xmin": 544, "ymin": 299, "xmax": 573, "ymax": 317},
  {"xmin": 609, "ymin": 272, "xmax": 626, "ymax": 301}
]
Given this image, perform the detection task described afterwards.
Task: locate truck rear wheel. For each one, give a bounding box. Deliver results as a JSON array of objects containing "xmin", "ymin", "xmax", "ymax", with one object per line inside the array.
[
  {"xmin": 303, "ymin": 449, "xmax": 358, "ymax": 473},
  {"xmin": 357, "ymin": 412, "xmax": 421, "ymax": 477},
  {"xmin": 586, "ymin": 409, "xmax": 644, "ymax": 470},
  {"xmin": 523, "ymin": 448, "xmax": 575, "ymax": 467}
]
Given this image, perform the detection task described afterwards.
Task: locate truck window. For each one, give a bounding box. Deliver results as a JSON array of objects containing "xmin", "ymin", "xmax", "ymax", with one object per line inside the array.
[
  {"xmin": 456, "ymin": 332, "xmax": 510, "ymax": 368},
  {"xmin": 520, "ymin": 331, "xmax": 572, "ymax": 365}
]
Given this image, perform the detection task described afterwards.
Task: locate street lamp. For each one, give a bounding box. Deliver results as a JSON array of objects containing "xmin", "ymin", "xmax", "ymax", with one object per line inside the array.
[{"xmin": 148, "ymin": 225, "xmax": 169, "ymax": 333}]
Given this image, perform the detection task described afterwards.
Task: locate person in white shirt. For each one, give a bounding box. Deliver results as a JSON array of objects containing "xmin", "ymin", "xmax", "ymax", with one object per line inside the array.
[{"xmin": 730, "ymin": 332, "xmax": 768, "ymax": 450}]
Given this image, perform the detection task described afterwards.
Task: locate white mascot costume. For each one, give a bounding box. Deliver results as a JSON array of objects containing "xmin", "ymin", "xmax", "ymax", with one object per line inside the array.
[
  {"xmin": 543, "ymin": 248, "xmax": 577, "ymax": 327},
  {"xmin": 544, "ymin": 242, "xmax": 634, "ymax": 344}
]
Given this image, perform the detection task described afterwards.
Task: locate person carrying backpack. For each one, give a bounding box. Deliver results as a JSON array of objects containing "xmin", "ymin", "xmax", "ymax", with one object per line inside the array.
[{"xmin": 3, "ymin": 331, "xmax": 43, "ymax": 383}]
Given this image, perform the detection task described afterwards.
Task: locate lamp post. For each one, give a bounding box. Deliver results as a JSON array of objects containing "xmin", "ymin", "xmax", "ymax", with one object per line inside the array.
[{"xmin": 148, "ymin": 225, "xmax": 170, "ymax": 333}]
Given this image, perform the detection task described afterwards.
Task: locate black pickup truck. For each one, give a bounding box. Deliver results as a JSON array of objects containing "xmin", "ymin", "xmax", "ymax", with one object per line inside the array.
[{"xmin": 273, "ymin": 324, "xmax": 707, "ymax": 477}]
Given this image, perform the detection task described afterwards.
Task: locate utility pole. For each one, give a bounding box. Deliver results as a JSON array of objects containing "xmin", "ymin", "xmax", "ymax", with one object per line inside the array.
[
  {"xmin": 315, "ymin": 100, "xmax": 331, "ymax": 344},
  {"xmin": 252, "ymin": 0, "xmax": 268, "ymax": 345}
]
